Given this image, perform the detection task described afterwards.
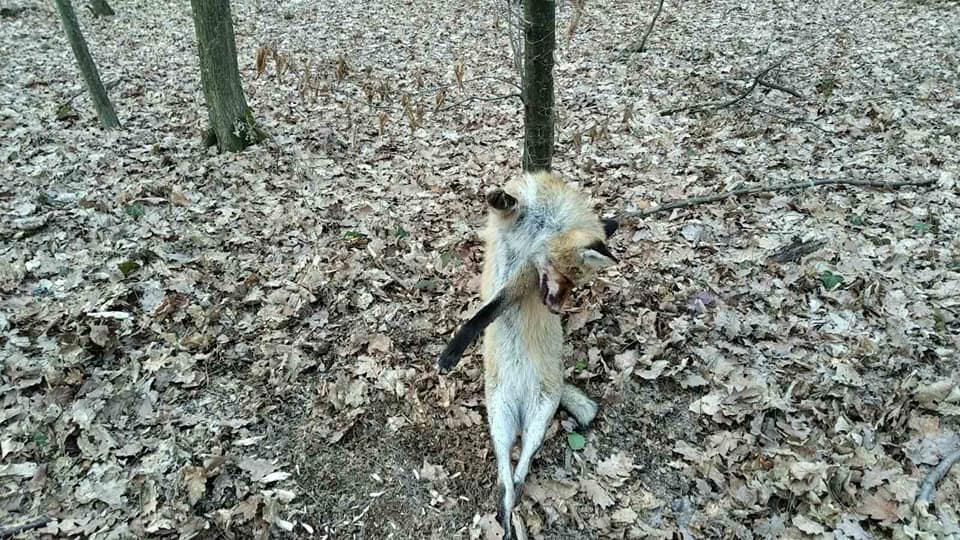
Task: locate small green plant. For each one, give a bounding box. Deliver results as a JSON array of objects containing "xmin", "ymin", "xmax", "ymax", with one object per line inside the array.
[
  {"xmin": 125, "ymin": 203, "xmax": 145, "ymax": 219},
  {"xmin": 118, "ymin": 260, "xmax": 141, "ymax": 277},
  {"xmin": 820, "ymin": 270, "xmax": 843, "ymax": 291},
  {"xmin": 31, "ymin": 430, "xmax": 49, "ymax": 452},
  {"xmin": 567, "ymin": 432, "xmax": 586, "ymax": 450},
  {"xmin": 816, "ymin": 77, "xmax": 837, "ymax": 99}
]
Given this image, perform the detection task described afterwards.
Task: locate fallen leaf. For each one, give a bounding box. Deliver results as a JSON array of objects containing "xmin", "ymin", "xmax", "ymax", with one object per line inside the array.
[
  {"xmin": 791, "ymin": 514, "xmax": 825, "ymax": 535},
  {"xmin": 858, "ymin": 491, "xmax": 900, "ymax": 523},
  {"xmin": 183, "ymin": 465, "xmax": 206, "ymax": 506},
  {"xmin": 580, "ymin": 478, "xmax": 614, "ymax": 508}
]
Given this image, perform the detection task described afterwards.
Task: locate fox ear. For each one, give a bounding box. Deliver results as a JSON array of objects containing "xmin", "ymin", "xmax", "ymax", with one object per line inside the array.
[
  {"xmin": 602, "ymin": 218, "xmax": 618, "ymax": 238},
  {"xmin": 581, "ymin": 240, "xmax": 617, "ymax": 268},
  {"xmin": 486, "ymin": 189, "xmax": 517, "ymax": 214}
]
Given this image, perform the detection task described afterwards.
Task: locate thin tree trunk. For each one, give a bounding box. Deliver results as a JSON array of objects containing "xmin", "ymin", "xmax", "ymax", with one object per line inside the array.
[
  {"xmin": 88, "ymin": 0, "xmax": 114, "ymax": 17},
  {"xmin": 521, "ymin": 0, "xmax": 555, "ymax": 172},
  {"xmin": 53, "ymin": 0, "xmax": 120, "ymax": 128},
  {"xmin": 189, "ymin": 0, "xmax": 264, "ymax": 152}
]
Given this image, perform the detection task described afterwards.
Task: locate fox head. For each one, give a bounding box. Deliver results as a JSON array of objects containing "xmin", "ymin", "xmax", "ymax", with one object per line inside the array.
[{"xmin": 488, "ymin": 172, "xmax": 618, "ymax": 313}]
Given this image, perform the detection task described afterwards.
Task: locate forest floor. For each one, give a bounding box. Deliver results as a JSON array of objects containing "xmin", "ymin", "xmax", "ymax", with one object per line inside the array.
[{"xmin": 2, "ymin": 0, "xmax": 960, "ymax": 538}]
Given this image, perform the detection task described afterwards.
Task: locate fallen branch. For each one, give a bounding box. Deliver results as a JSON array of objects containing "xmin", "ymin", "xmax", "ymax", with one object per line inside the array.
[
  {"xmin": 0, "ymin": 516, "xmax": 50, "ymax": 538},
  {"xmin": 758, "ymin": 78, "xmax": 804, "ymax": 100},
  {"xmin": 628, "ymin": 177, "xmax": 936, "ymax": 218},
  {"xmin": 630, "ymin": 0, "xmax": 665, "ymax": 53},
  {"xmin": 660, "ymin": 58, "xmax": 786, "ymax": 116},
  {"xmin": 917, "ymin": 447, "xmax": 960, "ymax": 506},
  {"xmin": 434, "ymin": 93, "xmax": 522, "ymax": 113},
  {"xmin": 751, "ymin": 106, "xmax": 834, "ymax": 134},
  {"xmin": 658, "ymin": 3, "xmax": 893, "ymax": 117}
]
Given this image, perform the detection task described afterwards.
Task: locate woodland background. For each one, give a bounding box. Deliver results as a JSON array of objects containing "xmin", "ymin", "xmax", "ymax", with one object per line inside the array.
[{"xmin": 1, "ymin": 0, "xmax": 959, "ymax": 538}]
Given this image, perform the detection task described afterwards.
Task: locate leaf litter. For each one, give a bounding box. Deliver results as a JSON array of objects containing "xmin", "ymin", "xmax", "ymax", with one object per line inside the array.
[{"xmin": 1, "ymin": 0, "xmax": 959, "ymax": 538}]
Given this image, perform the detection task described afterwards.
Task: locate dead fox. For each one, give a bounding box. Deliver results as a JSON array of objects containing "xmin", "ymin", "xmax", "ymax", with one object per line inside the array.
[{"xmin": 438, "ymin": 171, "xmax": 617, "ymax": 538}]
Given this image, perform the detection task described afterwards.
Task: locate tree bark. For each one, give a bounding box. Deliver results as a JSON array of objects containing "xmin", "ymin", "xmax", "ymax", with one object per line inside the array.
[
  {"xmin": 88, "ymin": 0, "xmax": 114, "ymax": 17},
  {"xmin": 53, "ymin": 0, "xmax": 120, "ymax": 128},
  {"xmin": 521, "ymin": 0, "xmax": 555, "ymax": 172},
  {"xmin": 189, "ymin": 0, "xmax": 264, "ymax": 152}
]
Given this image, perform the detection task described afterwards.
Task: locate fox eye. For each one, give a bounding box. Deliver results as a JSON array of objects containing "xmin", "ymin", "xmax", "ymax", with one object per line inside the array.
[{"xmin": 602, "ymin": 219, "xmax": 618, "ymax": 238}]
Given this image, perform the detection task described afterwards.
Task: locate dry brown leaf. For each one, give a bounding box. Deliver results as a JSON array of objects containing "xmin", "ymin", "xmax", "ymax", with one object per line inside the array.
[
  {"xmin": 858, "ymin": 491, "xmax": 900, "ymax": 523},
  {"xmin": 183, "ymin": 465, "xmax": 206, "ymax": 506},
  {"xmin": 791, "ymin": 514, "xmax": 825, "ymax": 535},
  {"xmin": 580, "ymin": 478, "xmax": 615, "ymax": 508}
]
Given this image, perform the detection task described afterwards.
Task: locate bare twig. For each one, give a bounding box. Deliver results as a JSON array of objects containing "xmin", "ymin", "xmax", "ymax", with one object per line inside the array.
[
  {"xmin": 758, "ymin": 78, "xmax": 804, "ymax": 99},
  {"xmin": 501, "ymin": 0, "xmax": 524, "ymax": 80},
  {"xmin": 434, "ymin": 93, "xmax": 522, "ymax": 113},
  {"xmin": 0, "ymin": 516, "xmax": 50, "ymax": 538},
  {"xmin": 751, "ymin": 106, "xmax": 834, "ymax": 134},
  {"xmin": 628, "ymin": 177, "xmax": 935, "ymax": 218},
  {"xmin": 633, "ymin": 0, "xmax": 665, "ymax": 53},
  {"xmin": 660, "ymin": 58, "xmax": 786, "ymax": 116},
  {"xmin": 917, "ymin": 448, "xmax": 960, "ymax": 506}
]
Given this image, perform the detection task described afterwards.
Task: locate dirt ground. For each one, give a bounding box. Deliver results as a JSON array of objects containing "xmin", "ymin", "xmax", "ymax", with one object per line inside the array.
[{"xmin": 1, "ymin": 0, "xmax": 959, "ymax": 538}]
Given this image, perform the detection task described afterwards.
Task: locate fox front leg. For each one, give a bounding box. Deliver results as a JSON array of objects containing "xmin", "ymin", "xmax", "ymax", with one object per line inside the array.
[{"xmin": 437, "ymin": 293, "xmax": 506, "ymax": 372}]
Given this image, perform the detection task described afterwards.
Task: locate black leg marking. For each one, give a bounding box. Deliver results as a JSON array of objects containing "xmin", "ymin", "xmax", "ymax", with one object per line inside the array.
[
  {"xmin": 496, "ymin": 483, "xmax": 513, "ymax": 539},
  {"xmin": 486, "ymin": 189, "xmax": 517, "ymax": 211},
  {"xmin": 437, "ymin": 294, "xmax": 505, "ymax": 372}
]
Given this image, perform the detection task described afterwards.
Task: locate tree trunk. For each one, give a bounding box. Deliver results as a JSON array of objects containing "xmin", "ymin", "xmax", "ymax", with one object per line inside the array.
[
  {"xmin": 88, "ymin": 0, "xmax": 114, "ymax": 17},
  {"xmin": 53, "ymin": 0, "xmax": 120, "ymax": 128},
  {"xmin": 521, "ymin": 0, "xmax": 555, "ymax": 172},
  {"xmin": 189, "ymin": 0, "xmax": 264, "ymax": 152}
]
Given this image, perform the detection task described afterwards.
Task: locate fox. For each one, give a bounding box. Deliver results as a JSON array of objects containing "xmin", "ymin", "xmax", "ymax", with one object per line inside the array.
[{"xmin": 438, "ymin": 171, "xmax": 618, "ymax": 538}]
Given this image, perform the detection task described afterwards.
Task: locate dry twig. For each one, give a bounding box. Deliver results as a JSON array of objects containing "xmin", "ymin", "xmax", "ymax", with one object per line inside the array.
[
  {"xmin": 628, "ymin": 177, "xmax": 935, "ymax": 218},
  {"xmin": 758, "ymin": 78, "xmax": 804, "ymax": 99},
  {"xmin": 917, "ymin": 448, "xmax": 960, "ymax": 506},
  {"xmin": 434, "ymin": 93, "xmax": 522, "ymax": 113},
  {"xmin": 660, "ymin": 58, "xmax": 787, "ymax": 116},
  {"xmin": 751, "ymin": 106, "xmax": 834, "ymax": 134},
  {"xmin": 631, "ymin": 0, "xmax": 665, "ymax": 53}
]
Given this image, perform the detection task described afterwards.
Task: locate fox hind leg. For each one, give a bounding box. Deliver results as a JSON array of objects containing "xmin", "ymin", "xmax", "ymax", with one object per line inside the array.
[
  {"xmin": 488, "ymin": 393, "xmax": 519, "ymax": 538},
  {"xmin": 512, "ymin": 396, "xmax": 560, "ymax": 494}
]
